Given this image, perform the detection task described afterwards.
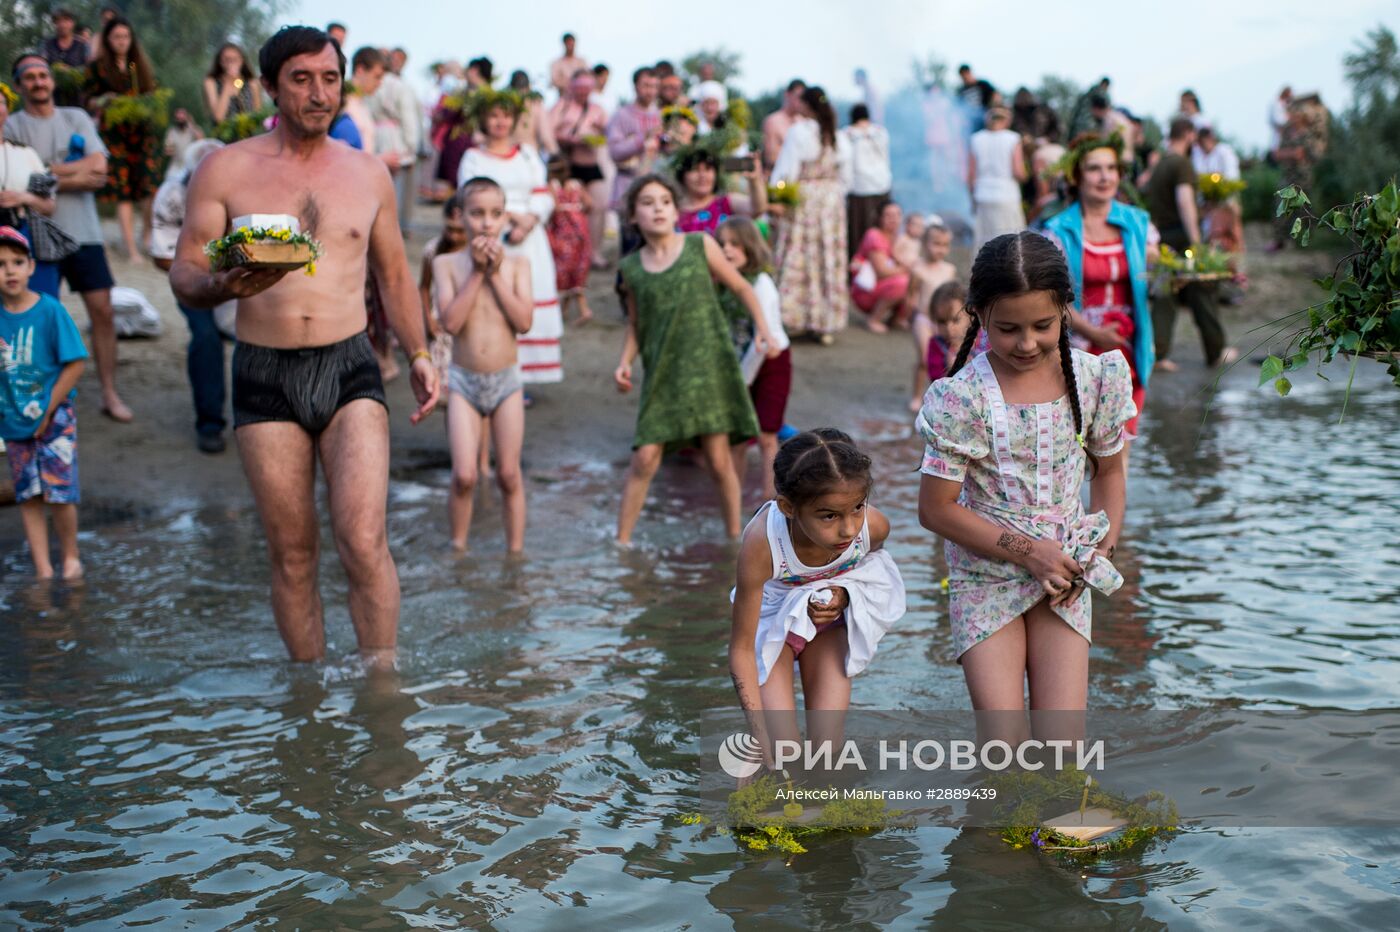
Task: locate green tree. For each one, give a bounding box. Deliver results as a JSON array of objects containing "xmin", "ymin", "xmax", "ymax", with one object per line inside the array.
[
  {"xmin": 1, "ymin": 0, "xmax": 285, "ymax": 131},
  {"xmin": 680, "ymin": 48, "xmax": 741, "ymax": 85},
  {"xmin": 1315, "ymin": 26, "xmax": 1400, "ymax": 206},
  {"xmin": 0, "ymin": 0, "xmax": 54, "ymax": 66},
  {"xmin": 747, "ymin": 86, "xmax": 783, "ymax": 129},
  {"xmin": 911, "ymin": 53, "xmax": 948, "ymax": 91},
  {"xmin": 1034, "ymin": 74, "xmax": 1080, "ymax": 134},
  {"xmin": 1343, "ymin": 24, "xmax": 1399, "ymax": 106}
]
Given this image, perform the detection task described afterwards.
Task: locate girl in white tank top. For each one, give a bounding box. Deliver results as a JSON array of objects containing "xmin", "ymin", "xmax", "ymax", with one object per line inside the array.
[{"xmin": 729, "ymin": 429, "xmax": 906, "ymax": 774}]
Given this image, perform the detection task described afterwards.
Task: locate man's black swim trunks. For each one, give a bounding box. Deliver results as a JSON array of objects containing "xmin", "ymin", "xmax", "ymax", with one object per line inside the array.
[{"xmin": 232, "ymin": 332, "xmax": 387, "ymax": 434}]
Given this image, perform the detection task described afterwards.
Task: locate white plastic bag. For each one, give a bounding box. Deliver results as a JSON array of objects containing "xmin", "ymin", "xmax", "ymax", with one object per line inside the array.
[
  {"xmin": 108, "ymin": 286, "xmax": 163, "ymax": 339},
  {"xmin": 213, "ymin": 300, "xmax": 237, "ymax": 340}
]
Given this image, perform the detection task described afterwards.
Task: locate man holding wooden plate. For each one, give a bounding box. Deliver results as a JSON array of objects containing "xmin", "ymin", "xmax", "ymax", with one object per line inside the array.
[{"xmin": 170, "ymin": 25, "xmax": 439, "ymax": 668}]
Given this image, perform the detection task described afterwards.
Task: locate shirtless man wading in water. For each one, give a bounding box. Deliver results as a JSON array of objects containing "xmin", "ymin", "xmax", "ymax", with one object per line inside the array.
[{"xmin": 171, "ymin": 26, "xmax": 439, "ymax": 665}]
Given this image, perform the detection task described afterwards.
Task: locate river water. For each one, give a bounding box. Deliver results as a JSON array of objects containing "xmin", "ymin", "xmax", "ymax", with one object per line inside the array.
[{"xmin": 2, "ymin": 357, "xmax": 1398, "ymax": 928}]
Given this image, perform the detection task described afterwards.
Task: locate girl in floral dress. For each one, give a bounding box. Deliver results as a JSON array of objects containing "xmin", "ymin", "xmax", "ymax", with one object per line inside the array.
[
  {"xmin": 770, "ymin": 86, "xmax": 851, "ymax": 342},
  {"xmin": 916, "ymin": 231, "xmax": 1135, "ymax": 712}
]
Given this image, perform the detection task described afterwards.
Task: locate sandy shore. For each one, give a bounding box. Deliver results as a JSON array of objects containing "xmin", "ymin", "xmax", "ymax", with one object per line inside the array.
[{"xmin": 0, "ymin": 208, "xmax": 1333, "ymax": 540}]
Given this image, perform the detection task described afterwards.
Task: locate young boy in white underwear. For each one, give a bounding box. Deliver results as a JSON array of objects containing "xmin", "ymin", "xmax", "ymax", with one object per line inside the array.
[{"xmin": 433, "ymin": 177, "xmax": 534, "ymax": 552}]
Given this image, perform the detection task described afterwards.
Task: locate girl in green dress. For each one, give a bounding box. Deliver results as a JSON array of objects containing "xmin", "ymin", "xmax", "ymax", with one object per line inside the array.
[{"xmin": 614, "ymin": 175, "xmax": 779, "ymax": 545}]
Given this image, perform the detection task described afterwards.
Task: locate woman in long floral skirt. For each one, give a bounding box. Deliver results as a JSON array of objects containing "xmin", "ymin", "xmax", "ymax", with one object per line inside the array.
[{"xmin": 770, "ymin": 86, "xmax": 851, "ymax": 342}]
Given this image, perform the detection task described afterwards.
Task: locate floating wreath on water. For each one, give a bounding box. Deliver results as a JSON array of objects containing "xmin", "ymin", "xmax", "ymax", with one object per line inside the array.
[
  {"xmin": 205, "ymin": 225, "xmax": 323, "ymax": 275},
  {"xmin": 679, "ymin": 773, "xmax": 910, "ymax": 859},
  {"xmin": 988, "ymin": 767, "xmax": 1177, "ymax": 858}
]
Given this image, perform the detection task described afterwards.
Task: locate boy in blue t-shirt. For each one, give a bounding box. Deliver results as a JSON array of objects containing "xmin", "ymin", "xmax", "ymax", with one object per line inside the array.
[{"xmin": 0, "ymin": 226, "xmax": 89, "ymax": 578}]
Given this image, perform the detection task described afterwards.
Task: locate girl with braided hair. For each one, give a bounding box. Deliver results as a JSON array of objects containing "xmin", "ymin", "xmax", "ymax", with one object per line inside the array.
[
  {"xmin": 729, "ymin": 429, "xmax": 905, "ymax": 769},
  {"xmin": 915, "ymin": 232, "xmax": 1135, "ymax": 711}
]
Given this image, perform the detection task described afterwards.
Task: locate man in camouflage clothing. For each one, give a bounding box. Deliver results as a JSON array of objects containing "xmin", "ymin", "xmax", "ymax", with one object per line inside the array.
[{"xmin": 1270, "ymin": 94, "xmax": 1329, "ymax": 251}]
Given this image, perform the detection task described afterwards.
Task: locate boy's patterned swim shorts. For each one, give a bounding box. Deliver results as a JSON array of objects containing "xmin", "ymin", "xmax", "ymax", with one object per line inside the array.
[{"xmin": 5, "ymin": 401, "xmax": 79, "ymax": 504}]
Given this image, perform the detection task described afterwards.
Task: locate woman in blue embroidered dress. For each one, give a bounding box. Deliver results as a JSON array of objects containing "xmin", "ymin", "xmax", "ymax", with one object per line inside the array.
[{"xmin": 1043, "ymin": 133, "xmax": 1157, "ymax": 461}]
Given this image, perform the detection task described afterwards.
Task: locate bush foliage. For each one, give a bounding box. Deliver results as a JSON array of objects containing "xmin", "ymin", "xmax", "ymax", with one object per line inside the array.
[{"xmin": 0, "ymin": 0, "xmax": 283, "ymax": 132}]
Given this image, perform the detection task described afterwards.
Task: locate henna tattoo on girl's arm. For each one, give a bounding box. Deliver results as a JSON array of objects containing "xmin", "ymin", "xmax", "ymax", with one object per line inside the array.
[
  {"xmin": 996, "ymin": 531, "xmax": 1033, "ymax": 557},
  {"xmin": 731, "ymin": 671, "xmax": 757, "ymax": 713}
]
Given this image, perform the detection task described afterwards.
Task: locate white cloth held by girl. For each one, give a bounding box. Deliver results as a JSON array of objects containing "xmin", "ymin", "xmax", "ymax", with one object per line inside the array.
[{"xmin": 752, "ymin": 549, "xmax": 905, "ymax": 685}]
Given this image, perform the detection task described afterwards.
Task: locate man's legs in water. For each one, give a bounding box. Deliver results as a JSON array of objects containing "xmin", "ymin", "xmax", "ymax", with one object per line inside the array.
[
  {"xmin": 319, "ymin": 398, "xmax": 399, "ymax": 667},
  {"xmin": 238, "ymin": 420, "xmax": 325, "ymax": 659}
]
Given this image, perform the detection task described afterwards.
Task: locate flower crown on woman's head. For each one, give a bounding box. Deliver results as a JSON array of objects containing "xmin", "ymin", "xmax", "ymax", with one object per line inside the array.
[
  {"xmin": 468, "ymin": 86, "xmax": 525, "ymax": 124},
  {"xmin": 1052, "ymin": 130, "xmax": 1126, "ymax": 182},
  {"xmin": 661, "ymin": 104, "xmax": 699, "ymax": 127}
]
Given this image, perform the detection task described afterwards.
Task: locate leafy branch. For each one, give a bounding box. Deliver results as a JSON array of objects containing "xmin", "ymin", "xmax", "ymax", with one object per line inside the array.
[{"xmin": 1262, "ymin": 182, "xmax": 1400, "ymax": 412}]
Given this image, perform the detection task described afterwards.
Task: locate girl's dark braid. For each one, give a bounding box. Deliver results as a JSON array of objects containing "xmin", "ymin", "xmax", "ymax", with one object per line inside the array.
[
  {"xmin": 948, "ymin": 309, "xmax": 981, "ymax": 376},
  {"xmin": 1057, "ymin": 314, "xmax": 1098, "ymax": 477}
]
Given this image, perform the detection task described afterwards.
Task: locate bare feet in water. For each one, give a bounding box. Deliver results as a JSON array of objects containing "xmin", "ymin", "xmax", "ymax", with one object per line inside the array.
[
  {"xmin": 1154, "ymin": 359, "xmax": 1179, "ymax": 373},
  {"xmin": 1216, "ymin": 347, "xmax": 1240, "ymax": 366}
]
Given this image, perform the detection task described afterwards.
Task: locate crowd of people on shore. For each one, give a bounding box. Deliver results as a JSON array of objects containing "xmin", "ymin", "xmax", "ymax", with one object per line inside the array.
[{"xmin": 0, "ymin": 22, "xmax": 1331, "ymax": 715}]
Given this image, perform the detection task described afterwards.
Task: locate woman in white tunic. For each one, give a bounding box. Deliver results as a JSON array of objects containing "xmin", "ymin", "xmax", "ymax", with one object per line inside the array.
[
  {"xmin": 967, "ymin": 105, "xmax": 1027, "ymax": 252},
  {"xmin": 457, "ymin": 93, "xmax": 563, "ymax": 383}
]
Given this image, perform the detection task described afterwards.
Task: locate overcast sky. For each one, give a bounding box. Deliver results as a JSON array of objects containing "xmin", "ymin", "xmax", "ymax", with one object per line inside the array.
[{"xmin": 285, "ymin": 0, "xmax": 1396, "ymax": 151}]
